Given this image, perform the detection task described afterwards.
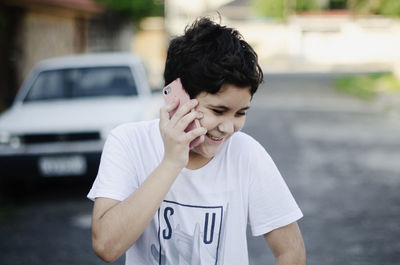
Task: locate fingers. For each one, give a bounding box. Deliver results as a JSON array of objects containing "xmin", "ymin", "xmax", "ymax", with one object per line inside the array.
[
  {"xmin": 165, "ymin": 98, "xmax": 180, "ymax": 113},
  {"xmin": 159, "ymin": 98, "xmax": 206, "ymax": 149},
  {"xmin": 160, "ymin": 98, "xmax": 200, "ymax": 130},
  {"xmin": 159, "ymin": 99, "xmax": 179, "ymax": 128},
  {"xmin": 185, "ymin": 127, "xmax": 207, "ymax": 143},
  {"xmin": 169, "ymin": 99, "xmax": 198, "ymax": 126},
  {"xmin": 189, "ymin": 134, "xmax": 205, "ymax": 149},
  {"xmin": 175, "ymin": 110, "xmax": 203, "ymax": 132}
]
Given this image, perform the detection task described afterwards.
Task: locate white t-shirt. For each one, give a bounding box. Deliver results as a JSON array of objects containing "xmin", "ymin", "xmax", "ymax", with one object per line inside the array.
[{"xmin": 88, "ymin": 119, "xmax": 303, "ymax": 265}]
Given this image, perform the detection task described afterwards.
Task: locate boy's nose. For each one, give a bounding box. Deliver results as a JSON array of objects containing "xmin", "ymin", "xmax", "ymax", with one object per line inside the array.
[{"xmin": 217, "ymin": 119, "xmax": 234, "ymax": 134}]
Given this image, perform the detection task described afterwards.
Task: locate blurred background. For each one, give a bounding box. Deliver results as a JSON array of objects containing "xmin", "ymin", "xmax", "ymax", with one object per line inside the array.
[
  {"xmin": 1, "ymin": 0, "xmax": 400, "ymax": 108},
  {"xmin": 0, "ymin": 0, "xmax": 399, "ymax": 264}
]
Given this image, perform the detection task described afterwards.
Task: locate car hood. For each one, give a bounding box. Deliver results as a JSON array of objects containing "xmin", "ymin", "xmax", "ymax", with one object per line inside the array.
[{"xmin": 0, "ymin": 96, "xmax": 161, "ymax": 134}]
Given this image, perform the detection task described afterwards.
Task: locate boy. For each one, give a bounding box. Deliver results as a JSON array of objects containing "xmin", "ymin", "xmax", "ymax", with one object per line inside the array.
[{"xmin": 88, "ymin": 17, "xmax": 305, "ymax": 265}]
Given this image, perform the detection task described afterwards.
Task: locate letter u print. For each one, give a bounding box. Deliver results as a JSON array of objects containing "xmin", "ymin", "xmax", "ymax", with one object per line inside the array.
[{"xmin": 203, "ymin": 212, "xmax": 216, "ymax": 244}]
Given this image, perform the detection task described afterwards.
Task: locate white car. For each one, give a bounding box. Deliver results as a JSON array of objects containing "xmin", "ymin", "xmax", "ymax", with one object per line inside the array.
[{"xmin": 0, "ymin": 53, "xmax": 162, "ymax": 184}]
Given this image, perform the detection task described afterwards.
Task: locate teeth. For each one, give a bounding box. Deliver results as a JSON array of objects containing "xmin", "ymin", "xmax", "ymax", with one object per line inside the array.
[{"xmin": 208, "ymin": 134, "xmax": 222, "ymax": 141}]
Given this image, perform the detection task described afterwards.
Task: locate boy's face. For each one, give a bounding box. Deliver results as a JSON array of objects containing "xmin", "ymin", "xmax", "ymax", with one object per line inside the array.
[{"xmin": 190, "ymin": 83, "xmax": 252, "ymax": 159}]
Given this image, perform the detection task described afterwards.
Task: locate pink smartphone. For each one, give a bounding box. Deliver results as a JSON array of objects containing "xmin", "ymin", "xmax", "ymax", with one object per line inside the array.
[{"xmin": 162, "ymin": 78, "xmax": 204, "ymax": 149}]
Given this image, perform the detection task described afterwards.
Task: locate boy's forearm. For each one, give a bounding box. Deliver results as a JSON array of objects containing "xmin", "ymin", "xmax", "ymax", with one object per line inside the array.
[
  {"xmin": 275, "ymin": 251, "xmax": 306, "ymax": 265},
  {"xmin": 119, "ymin": 159, "xmax": 182, "ymax": 238},
  {"xmin": 92, "ymin": 160, "xmax": 182, "ymax": 262},
  {"xmin": 265, "ymin": 222, "xmax": 306, "ymax": 265}
]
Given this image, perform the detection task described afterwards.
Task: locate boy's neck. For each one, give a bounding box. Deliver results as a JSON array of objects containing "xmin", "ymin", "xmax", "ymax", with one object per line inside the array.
[{"xmin": 186, "ymin": 151, "xmax": 213, "ymax": 170}]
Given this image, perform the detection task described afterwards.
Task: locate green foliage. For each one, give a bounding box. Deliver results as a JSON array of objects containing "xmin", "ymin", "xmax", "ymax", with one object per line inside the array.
[
  {"xmin": 296, "ymin": 0, "xmax": 319, "ymax": 11},
  {"xmin": 348, "ymin": 0, "xmax": 381, "ymax": 15},
  {"xmin": 95, "ymin": 0, "xmax": 164, "ymax": 21},
  {"xmin": 335, "ymin": 73, "xmax": 400, "ymax": 101},
  {"xmin": 329, "ymin": 0, "xmax": 347, "ymax": 9},
  {"xmin": 253, "ymin": 0, "xmax": 285, "ymax": 20},
  {"xmin": 349, "ymin": 0, "xmax": 400, "ymax": 17},
  {"xmin": 379, "ymin": 0, "xmax": 400, "ymax": 17},
  {"xmin": 253, "ymin": 0, "xmax": 400, "ymax": 18},
  {"xmin": 253, "ymin": 0, "xmax": 319, "ymax": 20},
  {"xmin": 335, "ymin": 75, "xmax": 377, "ymax": 100}
]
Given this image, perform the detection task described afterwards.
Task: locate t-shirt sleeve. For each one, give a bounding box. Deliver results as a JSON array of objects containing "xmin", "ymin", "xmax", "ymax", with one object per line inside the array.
[
  {"xmin": 87, "ymin": 127, "xmax": 138, "ymax": 202},
  {"xmin": 247, "ymin": 140, "xmax": 303, "ymax": 236}
]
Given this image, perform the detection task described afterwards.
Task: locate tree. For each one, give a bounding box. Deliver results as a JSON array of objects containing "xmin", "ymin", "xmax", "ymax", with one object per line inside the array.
[
  {"xmin": 94, "ymin": 0, "xmax": 164, "ymax": 21},
  {"xmin": 329, "ymin": 0, "xmax": 347, "ymax": 9},
  {"xmin": 254, "ymin": 0, "xmax": 400, "ymax": 19},
  {"xmin": 253, "ymin": 0, "xmax": 319, "ymax": 20},
  {"xmin": 253, "ymin": 0, "xmax": 285, "ymax": 20},
  {"xmin": 349, "ymin": 0, "xmax": 400, "ymax": 17},
  {"xmin": 378, "ymin": 0, "xmax": 400, "ymax": 17}
]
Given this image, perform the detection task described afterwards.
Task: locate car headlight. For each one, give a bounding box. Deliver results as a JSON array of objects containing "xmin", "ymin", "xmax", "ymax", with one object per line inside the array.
[{"xmin": 0, "ymin": 131, "xmax": 10, "ymax": 144}]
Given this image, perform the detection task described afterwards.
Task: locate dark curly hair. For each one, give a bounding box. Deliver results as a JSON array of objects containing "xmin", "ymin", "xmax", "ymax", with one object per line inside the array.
[{"xmin": 164, "ymin": 17, "xmax": 263, "ymax": 99}]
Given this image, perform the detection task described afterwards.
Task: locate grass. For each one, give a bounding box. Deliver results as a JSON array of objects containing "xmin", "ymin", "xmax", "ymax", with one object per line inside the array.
[{"xmin": 335, "ymin": 73, "xmax": 400, "ymax": 101}]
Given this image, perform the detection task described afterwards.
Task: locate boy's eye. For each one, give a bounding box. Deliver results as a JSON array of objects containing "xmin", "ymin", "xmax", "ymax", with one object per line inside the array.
[
  {"xmin": 212, "ymin": 109, "xmax": 247, "ymax": 116},
  {"xmin": 212, "ymin": 109, "xmax": 224, "ymax": 114}
]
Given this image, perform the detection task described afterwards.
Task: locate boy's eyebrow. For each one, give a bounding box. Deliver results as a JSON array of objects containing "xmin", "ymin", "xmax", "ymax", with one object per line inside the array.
[{"xmin": 207, "ymin": 104, "xmax": 250, "ymax": 111}]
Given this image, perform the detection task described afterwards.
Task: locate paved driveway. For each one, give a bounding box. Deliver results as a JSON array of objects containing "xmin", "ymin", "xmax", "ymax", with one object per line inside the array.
[
  {"xmin": 246, "ymin": 73, "xmax": 400, "ymax": 265},
  {"xmin": 1, "ymin": 73, "xmax": 399, "ymax": 265}
]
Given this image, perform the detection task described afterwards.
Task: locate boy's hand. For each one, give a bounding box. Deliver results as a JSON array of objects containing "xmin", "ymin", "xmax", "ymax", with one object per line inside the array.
[{"xmin": 159, "ymin": 98, "xmax": 206, "ymax": 170}]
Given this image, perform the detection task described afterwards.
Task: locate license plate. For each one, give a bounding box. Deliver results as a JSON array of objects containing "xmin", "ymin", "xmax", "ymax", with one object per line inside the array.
[{"xmin": 38, "ymin": 155, "xmax": 87, "ymax": 177}]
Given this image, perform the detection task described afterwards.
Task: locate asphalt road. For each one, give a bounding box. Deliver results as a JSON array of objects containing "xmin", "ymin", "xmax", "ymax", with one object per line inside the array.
[{"xmin": 1, "ymin": 73, "xmax": 399, "ymax": 265}]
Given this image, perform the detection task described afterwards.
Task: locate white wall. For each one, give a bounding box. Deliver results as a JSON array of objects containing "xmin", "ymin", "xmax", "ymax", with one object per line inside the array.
[{"xmin": 233, "ymin": 16, "xmax": 400, "ymax": 68}]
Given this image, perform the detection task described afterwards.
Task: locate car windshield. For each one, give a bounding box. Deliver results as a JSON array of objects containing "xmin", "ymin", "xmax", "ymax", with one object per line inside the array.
[{"xmin": 24, "ymin": 66, "xmax": 137, "ymax": 102}]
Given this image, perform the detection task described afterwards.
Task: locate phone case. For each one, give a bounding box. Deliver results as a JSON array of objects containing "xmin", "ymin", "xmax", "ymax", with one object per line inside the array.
[{"xmin": 162, "ymin": 78, "xmax": 203, "ymax": 149}]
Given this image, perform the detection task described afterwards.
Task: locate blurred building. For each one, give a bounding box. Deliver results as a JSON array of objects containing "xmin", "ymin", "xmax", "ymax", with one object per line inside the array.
[
  {"xmin": 133, "ymin": 17, "xmax": 167, "ymax": 90},
  {"xmin": 0, "ymin": 0, "xmax": 135, "ymax": 111},
  {"xmin": 165, "ymin": 0, "xmax": 400, "ymax": 74},
  {"xmin": 2, "ymin": 0, "xmax": 399, "ymax": 110},
  {"xmin": 0, "ymin": 0, "xmax": 104, "ymax": 110}
]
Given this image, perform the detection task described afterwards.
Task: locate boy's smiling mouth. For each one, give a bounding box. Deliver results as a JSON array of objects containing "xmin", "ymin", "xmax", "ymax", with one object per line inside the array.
[{"xmin": 206, "ymin": 133, "xmax": 225, "ymax": 142}]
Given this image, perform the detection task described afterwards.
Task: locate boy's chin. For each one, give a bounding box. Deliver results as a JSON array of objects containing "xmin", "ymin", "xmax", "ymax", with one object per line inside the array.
[{"xmin": 190, "ymin": 144, "xmax": 221, "ymax": 159}]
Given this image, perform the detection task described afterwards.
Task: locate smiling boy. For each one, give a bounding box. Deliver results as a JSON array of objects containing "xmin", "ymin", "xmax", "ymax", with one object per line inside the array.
[{"xmin": 88, "ymin": 17, "xmax": 305, "ymax": 265}]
